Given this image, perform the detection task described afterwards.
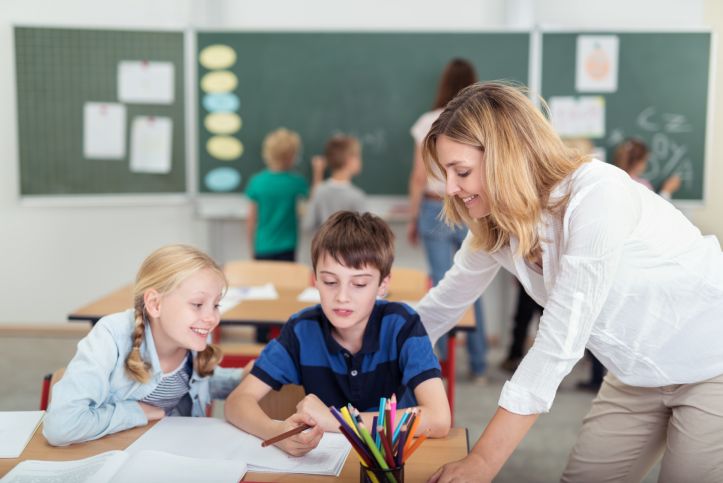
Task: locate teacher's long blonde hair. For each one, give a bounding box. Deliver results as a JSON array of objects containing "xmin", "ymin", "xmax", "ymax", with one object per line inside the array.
[{"xmin": 422, "ymin": 81, "xmax": 588, "ymax": 260}]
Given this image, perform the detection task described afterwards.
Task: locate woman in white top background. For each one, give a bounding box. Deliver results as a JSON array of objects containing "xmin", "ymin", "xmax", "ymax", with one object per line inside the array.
[
  {"xmin": 408, "ymin": 58, "xmax": 488, "ymax": 382},
  {"xmin": 419, "ymin": 82, "xmax": 723, "ymax": 483}
]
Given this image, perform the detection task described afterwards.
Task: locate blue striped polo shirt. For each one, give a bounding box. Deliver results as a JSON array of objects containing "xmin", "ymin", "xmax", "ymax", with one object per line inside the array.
[{"xmin": 251, "ymin": 300, "xmax": 441, "ymax": 412}]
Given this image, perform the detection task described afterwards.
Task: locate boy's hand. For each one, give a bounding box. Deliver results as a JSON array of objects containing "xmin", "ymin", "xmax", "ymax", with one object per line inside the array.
[
  {"xmin": 296, "ymin": 394, "xmax": 338, "ymax": 432},
  {"xmin": 311, "ymin": 155, "xmax": 327, "ymax": 174},
  {"xmin": 138, "ymin": 402, "xmax": 165, "ymax": 421},
  {"xmin": 275, "ymin": 413, "xmax": 324, "ymax": 456}
]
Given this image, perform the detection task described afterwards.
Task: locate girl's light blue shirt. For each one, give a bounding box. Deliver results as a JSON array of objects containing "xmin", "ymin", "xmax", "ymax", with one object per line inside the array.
[{"xmin": 43, "ymin": 309, "xmax": 242, "ymax": 446}]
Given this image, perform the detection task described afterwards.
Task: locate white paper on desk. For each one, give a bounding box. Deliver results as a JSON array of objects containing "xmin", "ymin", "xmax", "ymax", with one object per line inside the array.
[
  {"xmin": 118, "ymin": 61, "xmax": 174, "ymax": 104},
  {"xmin": 1, "ymin": 449, "xmax": 246, "ymax": 483},
  {"xmin": 129, "ymin": 116, "xmax": 172, "ymax": 174},
  {"xmin": 218, "ymin": 283, "xmax": 279, "ymax": 314},
  {"xmin": 83, "ymin": 103, "xmax": 126, "ymax": 159},
  {"xmin": 126, "ymin": 417, "xmax": 350, "ymax": 476},
  {"xmin": 228, "ymin": 283, "xmax": 279, "ymax": 301},
  {"xmin": 0, "ymin": 411, "xmax": 44, "ymax": 458},
  {"xmin": 296, "ymin": 287, "xmax": 320, "ymax": 303}
]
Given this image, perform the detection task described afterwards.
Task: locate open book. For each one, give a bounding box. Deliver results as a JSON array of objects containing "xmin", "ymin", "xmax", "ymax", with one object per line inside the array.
[
  {"xmin": 1, "ymin": 449, "xmax": 247, "ymax": 483},
  {"xmin": 126, "ymin": 417, "xmax": 350, "ymax": 476}
]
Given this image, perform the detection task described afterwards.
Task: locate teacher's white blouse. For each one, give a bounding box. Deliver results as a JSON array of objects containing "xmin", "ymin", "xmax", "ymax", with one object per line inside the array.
[{"xmin": 416, "ymin": 160, "xmax": 723, "ymax": 415}]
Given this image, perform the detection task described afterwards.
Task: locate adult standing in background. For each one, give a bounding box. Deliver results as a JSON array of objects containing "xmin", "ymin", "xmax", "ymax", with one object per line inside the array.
[
  {"xmin": 407, "ymin": 59, "xmax": 488, "ymax": 382},
  {"xmin": 419, "ymin": 82, "xmax": 723, "ymax": 483}
]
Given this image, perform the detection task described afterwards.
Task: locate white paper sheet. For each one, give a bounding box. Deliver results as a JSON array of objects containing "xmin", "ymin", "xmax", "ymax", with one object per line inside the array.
[
  {"xmin": 129, "ymin": 116, "xmax": 172, "ymax": 174},
  {"xmin": 83, "ymin": 103, "xmax": 126, "ymax": 159},
  {"xmin": 125, "ymin": 417, "xmax": 350, "ymax": 476},
  {"xmin": 576, "ymin": 35, "xmax": 619, "ymax": 92},
  {"xmin": 549, "ymin": 96, "xmax": 606, "ymax": 139},
  {"xmin": 118, "ymin": 61, "xmax": 174, "ymax": 104},
  {"xmin": 1, "ymin": 449, "xmax": 246, "ymax": 483},
  {"xmin": 0, "ymin": 411, "xmax": 44, "ymax": 458},
  {"xmin": 296, "ymin": 287, "xmax": 320, "ymax": 303}
]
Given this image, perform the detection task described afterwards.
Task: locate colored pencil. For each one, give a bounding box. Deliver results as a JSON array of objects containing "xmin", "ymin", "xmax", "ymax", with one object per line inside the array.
[
  {"xmin": 378, "ymin": 426, "xmax": 396, "ymax": 468},
  {"xmin": 403, "ymin": 433, "xmax": 428, "ymax": 463},
  {"xmin": 376, "ymin": 397, "xmax": 386, "ymax": 447},
  {"xmin": 338, "ymin": 424, "xmax": 374, "ymax": 467},
  {"xmin": 391, "ymin": 409, "xmax": 410, "ymax": 445},
  {"xmin": 395, "ymin": 423, "xmax": 409, "ymax": 467},
  {"xmin": 341, "ymin": 405, "xmax": 360, "ymax": 436},
  {"xmin": 390, "ymin": 394, "xmax": 397, "ymax": 431},
  {"xmin": 260, "ymin": 423, "xmax": 312, "ymax": 447}
]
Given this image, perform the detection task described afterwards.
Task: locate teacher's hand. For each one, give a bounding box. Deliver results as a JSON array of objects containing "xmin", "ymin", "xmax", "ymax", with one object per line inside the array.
[{"xmin": 428, "ymin": 453, "xmax": 493, "ymax": 483}]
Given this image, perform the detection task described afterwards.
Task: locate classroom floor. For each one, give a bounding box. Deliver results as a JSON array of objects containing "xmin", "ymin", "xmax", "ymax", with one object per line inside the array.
[{"xmin": 0, "ymin": 329, "xmax": 660, "ymax": 482}]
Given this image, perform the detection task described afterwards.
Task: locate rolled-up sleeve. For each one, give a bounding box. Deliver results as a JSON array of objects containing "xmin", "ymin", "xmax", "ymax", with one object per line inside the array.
[
  {"xmin": 500, "ymin": 178, "xmax": 639, "ymax": 414},
  {"xmin": 415, "ymin": 232, "xmax": 500, "ymax": 345}
]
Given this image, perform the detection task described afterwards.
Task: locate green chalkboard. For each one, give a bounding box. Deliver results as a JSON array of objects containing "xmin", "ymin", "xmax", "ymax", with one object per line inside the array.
[
  {"xmin": 541, "ymin": 32, "xmax": 711, "ymax": 201},
  {"xmin": 15, "ymin": 27, "xmax": 186, "ymax": 196},
  {"xmin": 196, "ymin": 32, "xmax": 530, "ymax": 195}
]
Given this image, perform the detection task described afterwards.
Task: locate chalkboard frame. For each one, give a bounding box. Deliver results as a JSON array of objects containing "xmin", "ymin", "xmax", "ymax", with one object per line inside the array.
[{"xmin": 13, "ymin": 24, "xmax": 191, "ymax": 204}]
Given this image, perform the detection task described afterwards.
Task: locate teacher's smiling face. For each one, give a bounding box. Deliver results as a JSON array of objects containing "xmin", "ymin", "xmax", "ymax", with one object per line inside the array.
[{"xmin": 437, "ymin": 135, "xmax": 490, "ymax": 219}]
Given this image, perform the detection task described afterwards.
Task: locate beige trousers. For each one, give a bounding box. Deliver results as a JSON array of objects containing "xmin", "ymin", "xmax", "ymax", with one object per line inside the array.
[{"xmin": 561, "ymin": 372, "xmax": 723, "ymax": 483}]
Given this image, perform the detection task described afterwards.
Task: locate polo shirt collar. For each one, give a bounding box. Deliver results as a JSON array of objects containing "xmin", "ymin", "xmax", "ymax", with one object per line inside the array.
[{"xmin": 320, "ymin": 301, "xmax": 383, "ymax": 355}]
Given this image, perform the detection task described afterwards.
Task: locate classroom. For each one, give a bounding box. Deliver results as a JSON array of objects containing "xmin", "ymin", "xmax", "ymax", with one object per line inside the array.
[{"xmin": 2, "ymin": 0, "xmax": 723, "ymax": 482}]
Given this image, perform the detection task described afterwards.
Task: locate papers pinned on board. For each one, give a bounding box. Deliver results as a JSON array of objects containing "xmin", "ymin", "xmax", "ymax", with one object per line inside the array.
[
  {"xmin": 129, "ymin": 116, "xmax": 173, "ymax": 174},
  {"xmin": 83, "ymin": 103, "xmax": 126, "ymax": 159},
  {"xmin": 118, "ymin": 61, "xmax": 174, "ymax": 104},
  {"xmin": 576, "ymin": 35, "xmax": 619, "ymax": 93},
  {"xmin": 126, "ymin": 417, "xmax": 350, "ymax": 476},
  {"xmin": 549, "ymin": 96, "xmax": 606, "ymax": 139},
  {"xmin": 0, "ymin": 411, "xmax": 44, "ymax": 458}
]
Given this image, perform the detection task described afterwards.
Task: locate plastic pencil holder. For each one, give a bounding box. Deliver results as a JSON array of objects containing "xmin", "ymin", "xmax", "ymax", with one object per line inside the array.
[{"xmin": 359, "ymin": 463, "xmax": 404, "ymax": 483}]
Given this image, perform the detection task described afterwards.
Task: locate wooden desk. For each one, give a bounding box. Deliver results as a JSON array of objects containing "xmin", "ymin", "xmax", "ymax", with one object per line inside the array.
[
  {"xmin": 0, "ymin": 423, "xmax": 469, "ymax": 481},
  {"xmin": 68, "ymin": 285, "xmax": 475, "ymax": 424}
]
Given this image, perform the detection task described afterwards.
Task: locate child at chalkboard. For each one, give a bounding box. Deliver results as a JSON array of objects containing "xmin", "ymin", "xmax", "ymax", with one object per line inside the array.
[
  {"xmin": 43, "ymin": 245, "xmax": 249, "ymax": 446},
  {"xmin": 245, "ymin": 128, "xmax": 320, "ymax": 261},
  {"xmin": 302, "ymin": 134, "xmax": 367, "ymax": 232},
  {"xmin": 613, "ymin": 137, "xmax": 681, "ymax": 199}
]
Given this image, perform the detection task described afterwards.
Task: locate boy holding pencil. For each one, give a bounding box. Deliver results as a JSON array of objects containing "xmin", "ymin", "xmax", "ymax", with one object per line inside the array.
[{"xmin": 225, "ymin": 211, "xmax": 451, "ymax": 455}]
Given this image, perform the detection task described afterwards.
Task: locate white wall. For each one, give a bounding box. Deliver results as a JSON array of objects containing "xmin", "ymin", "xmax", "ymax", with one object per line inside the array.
[{"xmin": 1, "ymin": 0, "xmax": 716, "ymax": 324}]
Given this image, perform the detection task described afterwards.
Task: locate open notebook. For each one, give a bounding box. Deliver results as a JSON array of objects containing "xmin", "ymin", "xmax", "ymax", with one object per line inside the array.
[
  {"xmin": 1, "ymin": 450, "xmax": 247, "ymax": 483},
  {"xmin": 126, "ymin": 417, "xmax": 350, "ymax": 476}
]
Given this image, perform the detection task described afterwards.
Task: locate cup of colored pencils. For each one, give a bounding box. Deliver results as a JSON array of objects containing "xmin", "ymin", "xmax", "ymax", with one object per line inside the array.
[{"xmin": 329, "ymin": 395, "xmax": 429, "ymax": 483}]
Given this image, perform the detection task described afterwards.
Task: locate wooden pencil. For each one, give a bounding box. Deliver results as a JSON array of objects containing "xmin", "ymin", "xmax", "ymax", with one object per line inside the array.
[{"xmin": 260, "ymin": 423, "xmax": 312, "ymax": 447}]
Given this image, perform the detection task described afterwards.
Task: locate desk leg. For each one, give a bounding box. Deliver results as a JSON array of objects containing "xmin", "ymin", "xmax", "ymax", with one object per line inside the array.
[{"xmin": 447, "ymin": 333, "xmax": 456, "ymax": 426}]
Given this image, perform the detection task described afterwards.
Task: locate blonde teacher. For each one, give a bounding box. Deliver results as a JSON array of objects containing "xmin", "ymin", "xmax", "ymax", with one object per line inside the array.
[{"xmin": 417, "ymin": 82, "xmax": 723, "ymax": 483}]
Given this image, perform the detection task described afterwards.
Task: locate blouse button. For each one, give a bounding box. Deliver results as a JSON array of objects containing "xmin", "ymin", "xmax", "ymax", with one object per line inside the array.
[{"xmin": 350, "ymin": 370, "xmax": 358, "ymax": 377}]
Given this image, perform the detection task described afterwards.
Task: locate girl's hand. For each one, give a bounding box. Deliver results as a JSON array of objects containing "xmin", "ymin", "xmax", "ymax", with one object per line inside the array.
[
  {"xmin": 428, "ymin": 453, "xmax": 493, "ymax": 483},
  {"xmin": 138, "ymin": 402, "xmax": 165, "ymax": 421},
  {"xmin": 407, "ymin": 219, "xmax": 419, "ymax": 246},
  {"xmin": 275, "ymin": 413, "xmax": 324, "ymax": 456},
  {"xmin": 296, "ymin": 394, "xmax": 337, "ymax": 432}
]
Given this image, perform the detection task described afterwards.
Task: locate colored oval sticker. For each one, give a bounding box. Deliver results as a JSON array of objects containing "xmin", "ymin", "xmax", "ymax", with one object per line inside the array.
[
  {"xmin": 202, "ymin": 93, "xmax": 240, "ymax": 113},
  {"xmin": 204, "ymin": 112, "xmax": 242, "ymax": 134},
  {"xmin": 199, "ymin": 44, "xmax": 237, "ymax": 70},
  {"xmin": 207, "ymin": 136, "xmax": 243, "ymax": 160},
  {"xmin": 205, "ymin": 167, "xmax": 241, "ymax": 192},
  {"xmin": 201, "ymin": 71, "xmax": 238, "ymax": 93}
]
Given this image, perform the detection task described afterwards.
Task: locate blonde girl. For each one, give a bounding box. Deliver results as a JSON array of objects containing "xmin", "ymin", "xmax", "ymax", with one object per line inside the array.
[
  {"xmin": 416, "ymin": 82, "xmax": 723, "ymax": 482},
  {"xmin": 44, "ymin": 245, "xmax": 246, "ymax": 446}
]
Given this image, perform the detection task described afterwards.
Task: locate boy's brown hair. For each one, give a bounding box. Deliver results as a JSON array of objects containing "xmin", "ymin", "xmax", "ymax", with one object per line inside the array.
[
  {"xmin": 311, "ymin": 211, "xmax": 394, "ymax": 280},
  {"xmin": 325, "ymin": 134, "xmax": 360, "ymax": 172}
]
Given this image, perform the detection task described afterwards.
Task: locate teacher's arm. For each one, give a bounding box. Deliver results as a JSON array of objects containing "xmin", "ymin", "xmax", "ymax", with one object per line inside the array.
[{"xmin": 415, "ymin": 232, "xmax": 500, "ymax": 344}]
